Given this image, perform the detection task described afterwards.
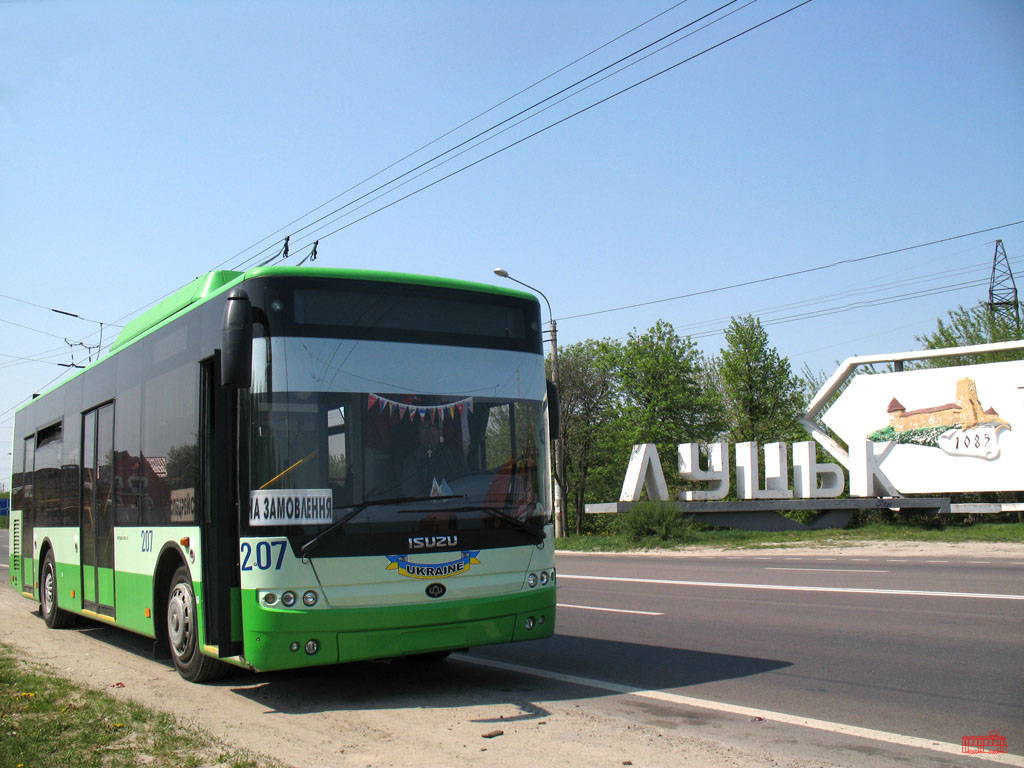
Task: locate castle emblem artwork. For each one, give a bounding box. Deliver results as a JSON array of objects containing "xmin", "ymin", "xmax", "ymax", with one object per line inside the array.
[
  {"xmin": 867, "ymin": 377, "xmax": 1011, "ymax": 460},
  {"xmin": 821, "ymin": 360, "xmax": 1023, "ymax": 494}
]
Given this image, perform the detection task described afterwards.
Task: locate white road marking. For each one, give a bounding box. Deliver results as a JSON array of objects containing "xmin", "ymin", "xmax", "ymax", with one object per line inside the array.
[
  {"xmin": 558, "ymin": 574, "xmax": 1024, "ymax": 600},
  {"xmin": 968, "ymin": 561, "xmax": 992, "ymax": 564},
  {"xmin": 457, "ymin": 655, "xmax": 1024, "ymax": 766},
  {"xmin": 765, "ymin": 567, "xmax": 888, "ymax": 573},
  {"xmin": 557, "ymin": 603, "xmax": 663, "ymax": 616},
  {"xmin": 886, "ymin": 559, "xmax": 909, "ymax": 562},
  {"xmin": 0, "ymin": 564, "xmax": 8, "ymax": 569},
  {"xmin": 926, "ymin": 560, "xmax": 948, "ymax": 563}
]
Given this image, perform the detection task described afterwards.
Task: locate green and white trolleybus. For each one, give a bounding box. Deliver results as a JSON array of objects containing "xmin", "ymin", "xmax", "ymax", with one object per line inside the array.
[{"xmin": 7, "ymin": 267, "xmax": 557, "ymax": 681}]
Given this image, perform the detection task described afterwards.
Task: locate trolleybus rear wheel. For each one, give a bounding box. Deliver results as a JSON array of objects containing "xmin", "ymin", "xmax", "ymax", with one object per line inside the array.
[{"xmin": 40, "ymin": 550, "xmax": 76, "ymax": 629}]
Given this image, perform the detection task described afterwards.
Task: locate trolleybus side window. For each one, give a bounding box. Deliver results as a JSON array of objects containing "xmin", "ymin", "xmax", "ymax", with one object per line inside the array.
[{"xmin": 34, "ymin": 422, "xmax": 63, "ymax": 527}]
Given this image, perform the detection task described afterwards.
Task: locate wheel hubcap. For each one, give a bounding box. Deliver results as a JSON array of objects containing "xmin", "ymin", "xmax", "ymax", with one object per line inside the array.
[
  {"xmin": 44, "ymin": 568, "xmax": 55, "ymax": 615},
  {"xmin": 167, "ymin": 584, "xmax": 192, "ymax": 657}
]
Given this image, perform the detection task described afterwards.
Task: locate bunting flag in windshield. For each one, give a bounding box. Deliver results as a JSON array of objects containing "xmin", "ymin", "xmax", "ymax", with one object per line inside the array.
[{"xmin": 368, "ymin": 394, "xmax": 473, "ymax": 422}]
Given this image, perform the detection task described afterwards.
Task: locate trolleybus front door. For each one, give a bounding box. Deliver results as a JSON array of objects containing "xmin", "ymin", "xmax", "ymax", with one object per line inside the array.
[{"xmin": 200, "ymin": 357, "xmax": 243, "ymax": 657}]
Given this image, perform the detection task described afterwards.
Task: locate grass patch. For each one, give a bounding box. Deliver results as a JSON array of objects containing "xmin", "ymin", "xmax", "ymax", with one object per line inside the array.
[
  {"xmin": 0, "ymin": 643, "xmax": 279, "ymax": 768},
  {"xmin": 556, "ymin": 522, "xmax": 1024, "ymax": 552}
]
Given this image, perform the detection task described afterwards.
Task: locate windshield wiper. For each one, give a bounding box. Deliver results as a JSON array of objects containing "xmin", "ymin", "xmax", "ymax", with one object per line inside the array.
[
  {"xmin": 440, "ymin": 505, "xmax": 546, "ymax": 545},
  {"xmin": 300, "ymin": 494, "xmax": 465, "ymax": 557}
]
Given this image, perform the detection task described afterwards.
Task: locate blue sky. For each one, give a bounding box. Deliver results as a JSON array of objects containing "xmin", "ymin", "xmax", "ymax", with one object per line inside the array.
[{"xmin": 2, "ymin": 0, "xmax": 1022, "ymax": 482}]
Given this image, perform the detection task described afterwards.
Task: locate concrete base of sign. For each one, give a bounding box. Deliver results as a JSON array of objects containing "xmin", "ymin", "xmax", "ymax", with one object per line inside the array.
[
  {"xmin": 950, "ymin": 503, "xmax": 1024, "ymax": 515},
  {"xmin": 584, "ymin": 497, "xmax": 951, "ymax": 532}
]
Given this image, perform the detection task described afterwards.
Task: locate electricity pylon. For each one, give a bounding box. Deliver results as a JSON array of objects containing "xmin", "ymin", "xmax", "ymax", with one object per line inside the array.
[{"xmin": 988, "ymin": 239, "xmax": 1020, "ymax": 333}]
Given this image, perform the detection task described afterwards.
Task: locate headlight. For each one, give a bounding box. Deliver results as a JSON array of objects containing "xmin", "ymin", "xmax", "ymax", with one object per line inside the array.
[
  {"xmin": 527, "ymin": 573, "xmax": 538, "ymax": 588},
  {"xmin": 302, "ymin": 590, "xmax": 318, "ymax": 607},
  {"xmin": 281, "ymin": 591, "xmax": 297, "ymax": 607}
]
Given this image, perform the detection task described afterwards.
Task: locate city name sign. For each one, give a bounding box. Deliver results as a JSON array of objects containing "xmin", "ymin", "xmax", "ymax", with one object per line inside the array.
[{"xmin": 620, "ymin": 441, "xmax": 847, "ymax": 502}]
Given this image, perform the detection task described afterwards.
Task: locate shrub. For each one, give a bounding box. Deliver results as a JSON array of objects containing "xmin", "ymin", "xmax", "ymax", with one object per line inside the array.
[{"xmin": 613, "ymin": 502, "xmax": 698, "ymax": 543}]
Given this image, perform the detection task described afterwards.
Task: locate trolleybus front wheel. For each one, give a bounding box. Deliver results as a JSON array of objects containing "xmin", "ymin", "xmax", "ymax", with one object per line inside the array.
[
  {"xmin": 40, "ymin": 550, "xmax": 76, "ymax": 629},
  {"xmin": 166, "ymin": 565, "xmax": 227, "ymax": 682}
]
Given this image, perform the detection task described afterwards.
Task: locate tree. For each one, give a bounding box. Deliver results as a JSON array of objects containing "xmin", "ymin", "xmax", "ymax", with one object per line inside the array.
[
  {"xmin": 616, "ymin": 320, "xmax": 725, "ymax": 445},
  {"xmin": 717, "ymin": 315, "xmax": 805, "ymax": 445},
  {"xmin": 915, "ymin": 301, "xmax": 1023, "ymax": 367},
  {"xmin": 556, "ymin": 339, "xmax": 621, "ymax": 533},
  {"xmin": 609, "ymin": 321, "xmax": 725, "ymax": 501}
]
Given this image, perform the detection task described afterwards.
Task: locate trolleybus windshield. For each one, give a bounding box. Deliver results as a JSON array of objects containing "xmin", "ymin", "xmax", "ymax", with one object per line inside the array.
[{"xmin": 242, "ymin": 277, "xmax": 552, "ymax": 557}]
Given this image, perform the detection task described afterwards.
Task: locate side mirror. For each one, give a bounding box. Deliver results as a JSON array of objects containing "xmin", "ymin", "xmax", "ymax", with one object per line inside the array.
[
  {"xmin": 546, "ymin": 379, "xmax": 560, "ymax": 439},
  {"xmin": 222, "ymin": 289, "xmax": 252, "ymax": 388}
]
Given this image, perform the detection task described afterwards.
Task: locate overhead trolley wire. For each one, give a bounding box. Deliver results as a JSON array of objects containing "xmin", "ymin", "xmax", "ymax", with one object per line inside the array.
[
  {"xmin": 0, "ymin": 316, "xmax": 72, "ymax": 342},
  {"xmin": 230, "ymin": 0, "xmax": 760, "ymax": 271},
  {"xmin": 274, "ymin": 0, "xmax": 814, "ymax": 254},
  {"xmin": 90, "ymin": 1, "xmax": 734, "ymax": 331},
  {"xmin": 217, "ymin": 0, "xmax": 698, "ymax": 272},
  {"xmin": 53, "ymin": 0, "xmax": 804, "ymax": 340},
  {"xmin": 260, "ymin": 0, "xmax": 763, "ymax": 260}
]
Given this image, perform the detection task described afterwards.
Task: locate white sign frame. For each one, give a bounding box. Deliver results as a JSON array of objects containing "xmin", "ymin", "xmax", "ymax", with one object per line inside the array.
[{"xmin": 802, "ymin": 340, "xmax": 1024, "ymax": 496}]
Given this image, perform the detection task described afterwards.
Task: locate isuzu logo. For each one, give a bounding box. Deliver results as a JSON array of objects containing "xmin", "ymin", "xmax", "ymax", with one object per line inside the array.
[{"xmin": 408, "ymin": 535, "xmax": 458, "ymax": 550}]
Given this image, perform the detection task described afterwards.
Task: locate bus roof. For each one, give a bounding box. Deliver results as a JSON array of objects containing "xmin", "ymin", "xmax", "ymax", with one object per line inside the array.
[
  {"xmin": 110, "ymin": 266, "xmax": 537, "ymax": 354},
  {"xmin": 15, "ymin": 267, "xmax": 538, "ymax": 415}
]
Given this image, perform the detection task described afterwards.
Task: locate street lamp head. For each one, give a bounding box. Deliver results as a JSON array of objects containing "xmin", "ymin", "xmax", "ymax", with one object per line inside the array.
[{"xmin": 493, "ymin": 268, "xmax": 510, "ymax": 278}]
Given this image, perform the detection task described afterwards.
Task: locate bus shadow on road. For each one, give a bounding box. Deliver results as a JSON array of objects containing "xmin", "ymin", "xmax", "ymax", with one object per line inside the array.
[
  {"xmin": 226, "ymin": 634, "xmax": 791, "ymax": 716},
  {"xmin": 58, "ymin": 614, "xmax": 790, "ymax": 717}
]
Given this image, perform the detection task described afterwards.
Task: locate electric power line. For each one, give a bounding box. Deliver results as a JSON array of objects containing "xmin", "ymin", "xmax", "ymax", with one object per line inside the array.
[
  {"xmin": 686, "ymin": 278, "xmax": 994, "ymax": 341},
  {"xmin": 600, "ymin": 252, "xmax": 1023, "ymax": 345},
  {"xmin": 670, "ymin": 253, "xmax": 1024, "ymax": 336},
  {"xmin": 558, "ymin": 220, "xmax": 1024, "ymax": 322}
]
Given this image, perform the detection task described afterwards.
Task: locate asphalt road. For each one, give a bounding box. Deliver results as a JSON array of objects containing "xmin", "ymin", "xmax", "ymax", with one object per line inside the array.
[
  {"xmin": 3, "ymin": 531, "xmax": 1022, "ymax": 765},
  {"xmin": 470, "ymin": 550, "xmax": 1024, "ymax": 763}
]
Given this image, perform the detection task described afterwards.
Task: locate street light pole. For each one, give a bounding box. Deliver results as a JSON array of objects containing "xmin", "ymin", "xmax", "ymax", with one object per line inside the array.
[{"xmin": 493, "ymin": 268, "xmax": 567, "ymax": 538}]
